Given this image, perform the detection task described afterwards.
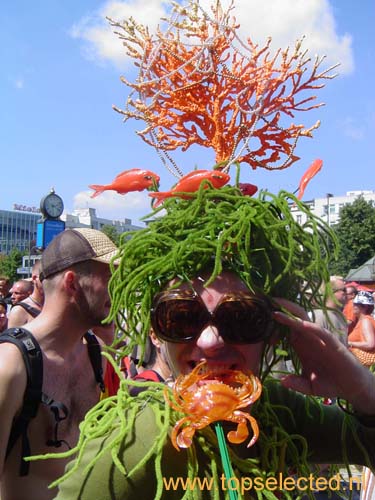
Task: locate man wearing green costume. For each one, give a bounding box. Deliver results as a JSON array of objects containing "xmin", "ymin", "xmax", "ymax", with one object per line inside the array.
[{"xmin": 39, "ymin": 1, "xmax": 375, "ymax": 498}]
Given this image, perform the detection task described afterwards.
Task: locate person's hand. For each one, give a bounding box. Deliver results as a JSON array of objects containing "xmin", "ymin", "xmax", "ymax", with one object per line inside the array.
[{"xmin": 272, "ymin": 299, "xmax": 375, "ymax": 415}]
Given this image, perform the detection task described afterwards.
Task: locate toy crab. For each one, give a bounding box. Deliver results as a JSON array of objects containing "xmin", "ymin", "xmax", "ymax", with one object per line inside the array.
[{"xmin": 165, "ymin": 361, "xmax": 262, "ymax": 450}]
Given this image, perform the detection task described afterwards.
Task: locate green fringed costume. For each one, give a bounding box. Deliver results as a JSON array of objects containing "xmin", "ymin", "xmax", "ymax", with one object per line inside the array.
[{"xmin": 30, "ymin": 187, "xmax": 375, "ymax": 499}]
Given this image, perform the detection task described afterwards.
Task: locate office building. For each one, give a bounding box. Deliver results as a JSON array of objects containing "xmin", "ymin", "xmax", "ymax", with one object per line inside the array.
[
  {"xmin": 0, "ymin": 205, "xmax": 141, "ymax": 261},
  {"xmin": 290, "ymin": 190, "xmax": 375, "ymax": 227},
  {"xmin": 0, "ymin": 207, "xmax": 40, "ymax": 256}
]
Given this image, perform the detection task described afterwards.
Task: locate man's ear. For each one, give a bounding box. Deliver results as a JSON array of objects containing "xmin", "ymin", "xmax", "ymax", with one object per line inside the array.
[
  {"xmin": 150, "ymin": 328, "xmax": 162, "ymax": 348},
  {"xmin": 63, "ymin": 270, "xmax": 78, "ymax": 292}
]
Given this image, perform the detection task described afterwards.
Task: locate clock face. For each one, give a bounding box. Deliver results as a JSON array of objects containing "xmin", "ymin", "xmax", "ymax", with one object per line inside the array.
[{"xmin": 43, "ymin": 193, "xmax": 64, "ymax": 218}]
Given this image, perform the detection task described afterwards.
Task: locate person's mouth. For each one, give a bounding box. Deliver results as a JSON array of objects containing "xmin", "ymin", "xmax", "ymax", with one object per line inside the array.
[
  {"xmin": 186, "ymin": 360, "xmax": 247, "ymax": 388},
  {"xmin": 188, "ymin": 359, "xmax": 238, "ymax": 372}
]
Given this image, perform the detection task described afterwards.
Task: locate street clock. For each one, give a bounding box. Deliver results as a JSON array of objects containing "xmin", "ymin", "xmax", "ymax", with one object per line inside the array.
[
  {"xmin": 40, "ymin": 190, "xmax": 64, "ymax": 219},
  {"xmin": 37, "ymin": 189, "xmax": 65, "ymax": 249}
]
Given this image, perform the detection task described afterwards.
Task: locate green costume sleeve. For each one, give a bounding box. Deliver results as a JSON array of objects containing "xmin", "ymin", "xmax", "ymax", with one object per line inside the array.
[{"xmin": 262, "ymin": 382, "xmax": 375, "ymax": 467}]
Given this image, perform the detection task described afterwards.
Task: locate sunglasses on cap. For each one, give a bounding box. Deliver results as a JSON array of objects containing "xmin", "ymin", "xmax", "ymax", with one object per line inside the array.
[{"xmin": 150, "ymin": 289, "xmax": 274, "ymax": 344}]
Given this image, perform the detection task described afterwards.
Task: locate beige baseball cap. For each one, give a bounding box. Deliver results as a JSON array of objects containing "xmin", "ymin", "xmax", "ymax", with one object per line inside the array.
[{"xmin": 40, "ymin": 228, "xmax": 118, "ymax": 281}]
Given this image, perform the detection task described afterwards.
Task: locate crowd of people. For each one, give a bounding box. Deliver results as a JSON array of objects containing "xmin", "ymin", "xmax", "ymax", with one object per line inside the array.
[{"xmin": 0, "ymin": 188, "xmax": 374, "ymax": 500}]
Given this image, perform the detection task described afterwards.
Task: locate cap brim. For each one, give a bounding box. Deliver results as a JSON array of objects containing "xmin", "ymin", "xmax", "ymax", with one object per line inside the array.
[{"xmin": 93, "ymin": 250, "xmax": 119, "ymax": 266}]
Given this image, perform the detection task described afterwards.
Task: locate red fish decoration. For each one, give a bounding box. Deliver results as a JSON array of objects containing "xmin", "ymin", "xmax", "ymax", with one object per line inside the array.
[
  {"xmin": 149, "ymin": 170, "xmax": 230, "ymax": 206},
  {"xmin": 89, "ymin": 169, "xmax": 160, "ymax": 198},
  {"xmin": 238, "ymin": 183, "xmax": 258, "ymax": 197},
  {"xmin": 296, "ymin": 159, "xmax": 323, "ymax": 200}
]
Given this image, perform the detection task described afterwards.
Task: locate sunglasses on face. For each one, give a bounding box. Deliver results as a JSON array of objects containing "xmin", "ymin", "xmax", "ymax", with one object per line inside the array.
[{"xmin": 150, "ymin": 289, "xmax": 274, "ymax": 344}]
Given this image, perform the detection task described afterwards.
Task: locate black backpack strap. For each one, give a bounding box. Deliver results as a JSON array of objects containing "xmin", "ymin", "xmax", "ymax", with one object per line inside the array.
[
  {"xmin": 0, "ymin": 328, "xmax": 43, "ymax": 476},
  {"xmin": 84, "ymin": 332, "xmax": 105, "ymax": 393},
  {"xmin": 12, "ymin": 302, "xmax": 41, "ymax": 318},
  {"xmin": 41, "ymin": 393, "xmax": 71, "ymax": 450}
]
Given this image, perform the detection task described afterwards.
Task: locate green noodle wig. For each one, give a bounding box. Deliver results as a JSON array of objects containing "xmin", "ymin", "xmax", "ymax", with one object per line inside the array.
[{"xmin": 107, "ymin": 183, "xmax": 337, "ymax": 363}]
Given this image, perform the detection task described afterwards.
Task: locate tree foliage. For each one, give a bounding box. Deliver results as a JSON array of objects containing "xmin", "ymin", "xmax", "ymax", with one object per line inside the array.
[
  {"xmin": 329, "ymin": 196, "xmax": 375, "ymax": 276},
  {"xmin": 101, "ymin": 225, "xmax": 120, "ymax": 246},
  {"xmin": 0, "ymin": 248, "xmax": 24, "ymax": 282}
]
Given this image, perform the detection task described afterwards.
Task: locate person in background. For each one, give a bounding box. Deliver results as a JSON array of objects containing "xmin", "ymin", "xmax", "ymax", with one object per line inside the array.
[
  {"xmin": 0, "ymin": 299, "xmax": 8, "ymax": 333},
  {"xmin": 0, "ymin": 277, "xmax": 11, "ymax": 303},
  {"xmin": 129, "ymin": 332, "xmax": 173, "ymax": 396},
  {"xmin": 313, "ymin": 276, "xmax": 348, "ymax": 346},
  {"xmin": 0, "ymin": 228, "xmax": 118, "ymax": 500},
  {"xmin": 101, "ymin": 330, "xmax": 173, "ymax": 398},
  {"xmin": 343, "ymin": 285, "xmax": 358, "ymax": 334},
  {"xmin": 348, "ymin": 291, "xmax": 375, "ymax": 353},
  {"xmin": 9, "ymin": 279, "xmax": 33, "ymax": 306},
  {"xmin": 7, "ymin": 261, "xmax": 44, "ymax": 327}
]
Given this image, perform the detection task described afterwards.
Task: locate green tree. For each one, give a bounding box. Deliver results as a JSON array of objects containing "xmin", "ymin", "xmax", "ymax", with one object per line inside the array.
[
  {"xmin": 0, "ymin": 248, "xmax": 24, "ymax": 282},
  {"xmin": 329, "ymin": 196, "xmax": 375, "ymax": 276},
  {"xmin": 101, "ymin": 225, "xmax": 120, "ymax": 246}
]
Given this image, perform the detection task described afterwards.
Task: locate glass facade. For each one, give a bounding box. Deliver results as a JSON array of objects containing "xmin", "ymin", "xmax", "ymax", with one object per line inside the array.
[{"xmin": 0, "ymin": 209, "xmax": 40, "ymax": 255}]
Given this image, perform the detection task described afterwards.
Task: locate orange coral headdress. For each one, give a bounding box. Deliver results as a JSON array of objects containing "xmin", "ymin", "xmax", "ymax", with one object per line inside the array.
[{"xmin": 110, "ymin": 0, "xmax": 337, "ymax": 180}]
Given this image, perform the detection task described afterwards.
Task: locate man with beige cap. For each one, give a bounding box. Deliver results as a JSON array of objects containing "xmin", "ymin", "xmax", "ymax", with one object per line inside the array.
[{"xmin": 0, "ymin": 228, "xmax": 118, "ymax": 500}]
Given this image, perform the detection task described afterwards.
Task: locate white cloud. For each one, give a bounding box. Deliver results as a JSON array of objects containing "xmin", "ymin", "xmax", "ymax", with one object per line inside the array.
[
  {"xmin": 70, "ymin": 0, "xmax": 169, "ymax": 69},
  {"xmin": 340, "ymin": 117, "xmax": 365, "ymax": 141},
  {"xmin": 73, "ymin": 189, "xmax": 153, "ymax": 223},
  {"xmin": 14, "ymin": 78, "xmax": 24, "ymax": 89},
  {"xmin": 226, "ymin": 0, "xmax": 353, "ymax": 74},
  {"xmin": 9, "ymin": 77, "xmax": 25, "ymax": 89},
  {"xmin": 71, "ymin": 0, "xmax": 353, "ymax": 73}
]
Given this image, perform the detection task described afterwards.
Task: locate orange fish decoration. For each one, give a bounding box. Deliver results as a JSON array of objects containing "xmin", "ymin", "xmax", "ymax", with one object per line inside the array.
[
  {"xmin": 89, "ymin": 168, "xmax": 160, "ymax": 198},
  {"xmin": 149, "ymin": 169, "xmax": 230, "ymax": 207},
  {"xmin": 296, "ymin": 159, "xmax": 323, "ymax": 200},
  {"xmin": 164, "ymin": 361, "xmax": 261, "ymax": 450}
]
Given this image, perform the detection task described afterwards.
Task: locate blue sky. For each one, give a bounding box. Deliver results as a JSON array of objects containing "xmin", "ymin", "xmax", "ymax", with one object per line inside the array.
[{"xmin": 1, "ymin": 0, "xmax": 374, "ymax": 225}]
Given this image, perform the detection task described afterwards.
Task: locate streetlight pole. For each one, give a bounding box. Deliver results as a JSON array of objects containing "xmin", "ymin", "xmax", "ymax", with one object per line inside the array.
[{"xmin": 326, "ymin": 193, "xmax": 333, "ymax": 226}]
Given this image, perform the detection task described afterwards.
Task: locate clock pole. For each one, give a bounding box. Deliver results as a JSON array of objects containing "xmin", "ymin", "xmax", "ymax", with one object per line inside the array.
[{"xmin": 36, "ymin": 188, "xmax": 66, "ymax": 250}]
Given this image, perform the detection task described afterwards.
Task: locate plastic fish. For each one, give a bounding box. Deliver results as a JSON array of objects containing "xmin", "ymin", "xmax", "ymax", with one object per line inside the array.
[
  {"xmin": 89, "ymin": 169, "xmax": 160, "ymax": 198},
  {"xmin": 149, "ymin": 170, "xmax": 230, "ymax": 206},
  {"xmin": 238, "ymin": 183, "xmax": 258, "ymax": 197},
  {"xmin": 296, "ymin": 159, "xmax": 323, "ymax": 200}
]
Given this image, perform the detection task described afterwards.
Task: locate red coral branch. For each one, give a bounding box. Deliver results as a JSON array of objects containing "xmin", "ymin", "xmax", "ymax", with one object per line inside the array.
[{"xmin": 110, "ymin": 0, "xmax": 337, "ymax": 176}]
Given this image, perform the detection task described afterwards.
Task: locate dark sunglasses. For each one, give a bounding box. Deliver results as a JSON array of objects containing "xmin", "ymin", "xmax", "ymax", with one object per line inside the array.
[{"xmin": 150, "ymin": 289, "xmax": 274, "ymax": 344}]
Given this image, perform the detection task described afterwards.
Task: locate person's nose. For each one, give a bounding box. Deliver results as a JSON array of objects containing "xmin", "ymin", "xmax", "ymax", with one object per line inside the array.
[{"xmin": 195, "ymin": 324, "xmax": 225, "ymax": 353}]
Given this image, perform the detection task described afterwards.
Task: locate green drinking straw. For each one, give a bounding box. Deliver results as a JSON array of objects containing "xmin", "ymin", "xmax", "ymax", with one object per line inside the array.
[{"xmin": 215, "ymin": 422, "xmax": 238, "ymax": 500}]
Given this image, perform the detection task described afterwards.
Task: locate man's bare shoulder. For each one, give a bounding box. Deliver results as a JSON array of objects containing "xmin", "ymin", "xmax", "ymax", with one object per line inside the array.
[
  {"xmin": 7, "ymin": 304, "xmax": 30, "ymax": 328},
  {"xmin": 0, "ymin": 342, "xmax": 27, "ymax": 388}
]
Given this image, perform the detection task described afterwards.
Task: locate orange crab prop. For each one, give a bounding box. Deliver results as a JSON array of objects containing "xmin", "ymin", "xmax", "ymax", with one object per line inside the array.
[{"xmin": 165, "ymin": 361, "xmax": 262, "ymax": 450}]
